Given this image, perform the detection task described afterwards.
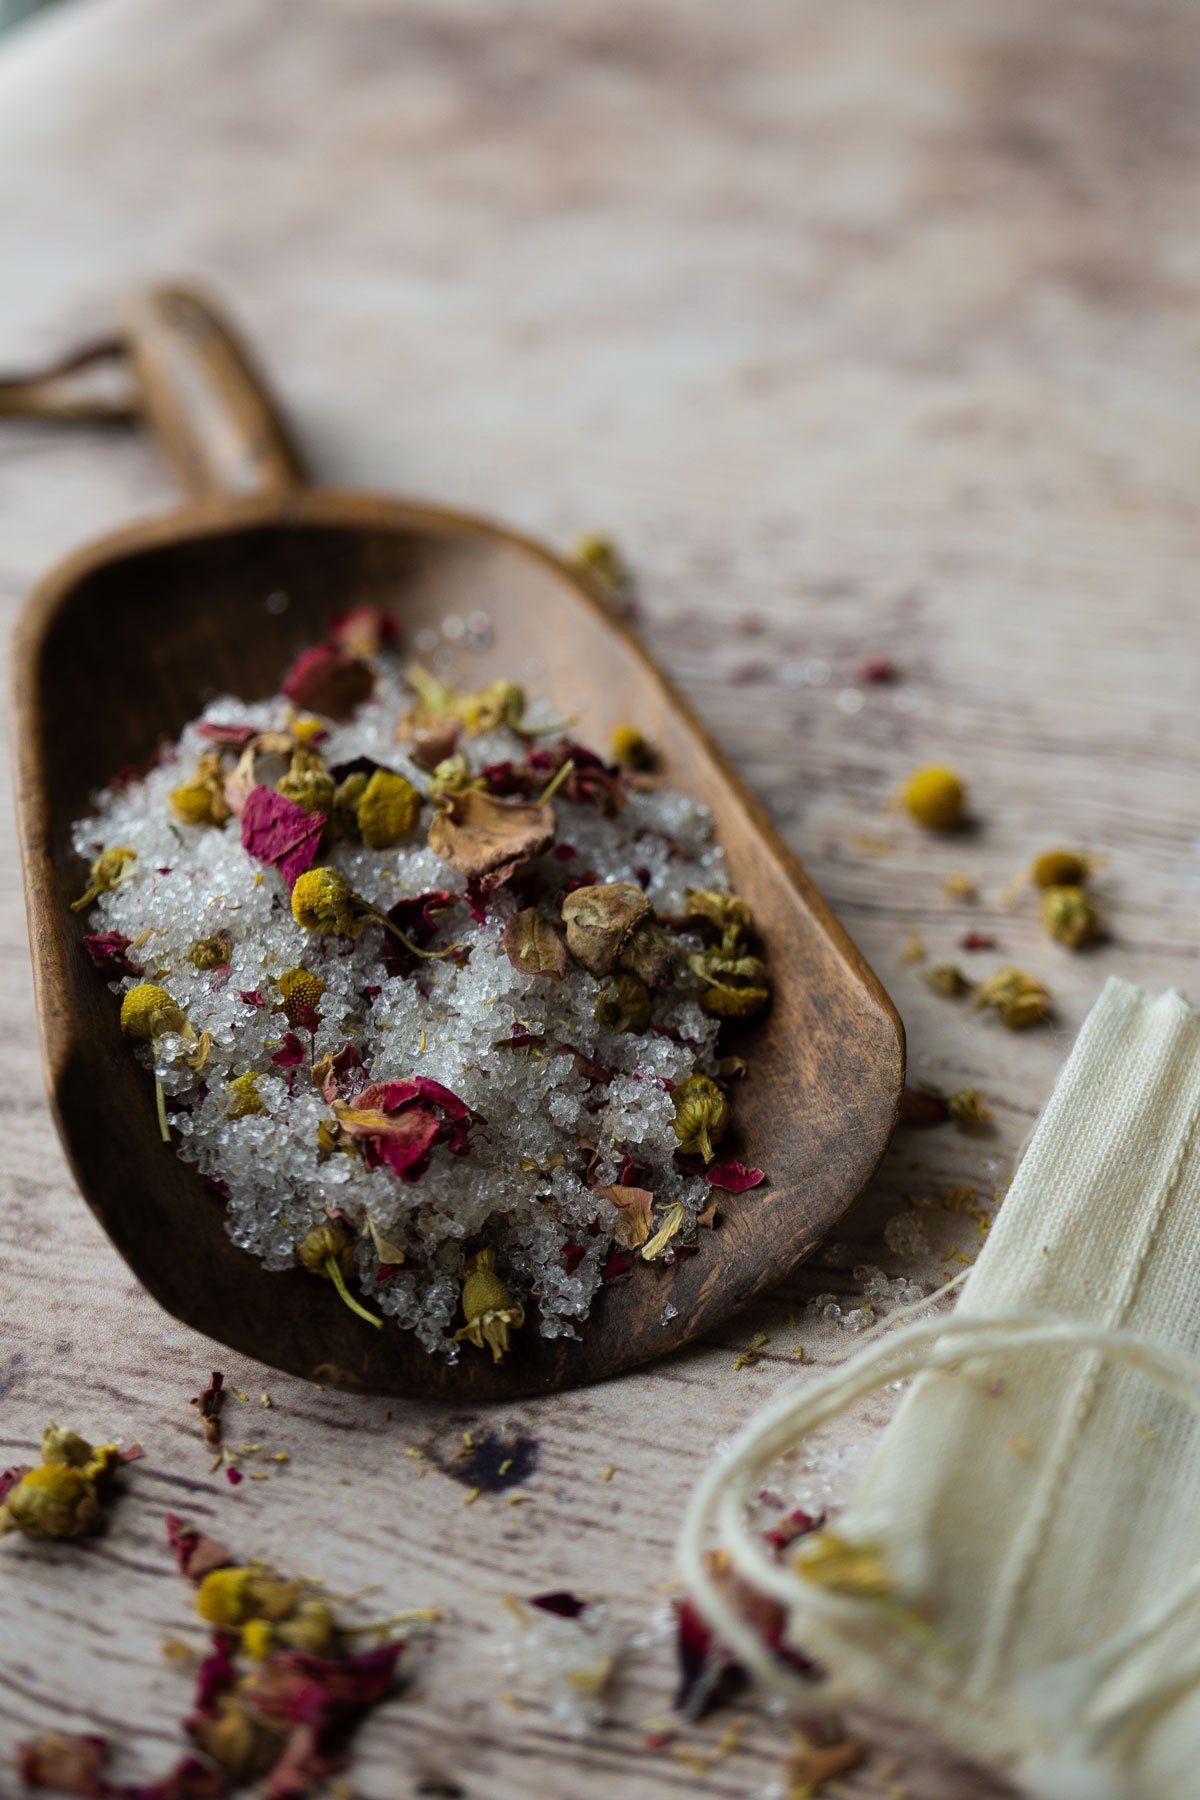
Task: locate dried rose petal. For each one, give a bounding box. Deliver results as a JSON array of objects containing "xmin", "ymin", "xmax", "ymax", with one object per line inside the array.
[
  {"xmin": 165, "ymin": 1512, "xmax": 234, "ymax": 1582},
  {"xmin": 281, "ymin": 645, "xmax": 374, "ymax": 719},
  {"xmin": 240, "ymin": 989, "xmax": 266, "ymax": 1009},
  {"xmin": 503, "ymin": 908, "xmax": 569, "ymax": 983},
  {"xmin": 241, "ymin": 786, "xmax": 325, "ymax": 889},
  {"xmin": 311, "ymin": 1042, "xmax": 367, "ymax": 1104},
  {"xmin": 562, "ymin": 1244, "xmax": 586, "ymax": 1275},
  {"xmin": 249, "ymin": 1642, "xmax": 401, "ymax": 1722},
  {"xmin": 900, "ymin": 1087, "xmax": 950, "ymax": 1126},
  {"xmin": 333, "ymin": 1079, "xmax": 484, "ymax": 1182},
  {"xmin": 330, "ymin": 603, "xmax": 398, "ymax": 658},
  {"xmin": 705, "ymin": 1161, "xmax": 765, "ymax": 1193},
  {"xmin": 189, "ymin": 1371, "xmax": 225, "ymax": 1449},
  {"xmin": 0, "ymin": 1463, "xmax": 31, "ymax": 1503},
  {"xmin": 406, "ymin": 717, "xmax": 460, "ymax": 771},
  {"xmin": 428, "ymin": 790, "xmax": 555, "ymax": 881},
  {"xmin": 198, "ymin": 720, "xmax": 259, "ymax": 750},
  {"xmin": 600, "ymin": 1248, "xmax": 632, "ymax": 1284},
  {"xmin": 17, "ymin": 1733, "xmax": 108, "ymax": 1796},
  {"xmin": 529, "ymin": 1591, "xmax": 587, "ymax": 1618},
  {"xmin": 226, "ymin": 1466, "xmax": 244, "ymax": 1487},
  {"xmin": 83, "ymin": 931, "xmax": 138, "ymax": 975},
  {"xmin": 380, "ymin": 889, "xmax": 459, "ymax": 979},
  {"xmin": 601, "ymin": 1184, "xmax": 655, "ymax": 1249},
  {"xmin": 192, "ymin": 1632, "xmax": 239, "ymax": 1716},
  {"xmin": 961, "ymin": 931, "xmax": 996, "ymax": 951},
  {"xmin": 272, "ymin": 1034, "xmax": 307, "ymax": 1068},
  {"xmin": 764, "ymin": 1507, "xmax": 824, "ymax": 1553}
]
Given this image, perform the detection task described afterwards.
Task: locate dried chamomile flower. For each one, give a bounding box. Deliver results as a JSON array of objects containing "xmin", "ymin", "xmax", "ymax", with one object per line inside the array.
[
  {"xmin": 570, "ymin": 532, "xmax": 629, "ymax": 593},
  {"xmin": 297, "ymin": 1219, "xmax": 356, "ymax": 1279},
  {"xmin": 291, "ymin": 867, "xmax": 360, "ymax": 937},
  {"xmin": 974, "ymin": 966, "xmax": 1050, "ymax": 1028},
  {"xmin": 682, "ymin": 888, "xmax": 756, "ymax": 946},
  {"xmin": 276, "ymin": 744, "xmax": 336, "ymax": 817},
  {"xmin": 297, "ymin": 1218, "xmax": 382, "ymax": 1328},
  {"xmin": 356, "ymin": 768, "xmax": 422, "ymax": 847},
  {"xmin": 903, "ymin": 765, "xmax": 966, "ymax": 831},
  {"xmin": 609, "ymin": 724, "xmax": 651, "ymax": 770},
  {"xmin": 561, "ymin": 883, "xmax": 652, "ymax": 977},
  {"xmin": 595, "ymin": 972, "xmax": 652, "ymax": 1034},
  {"xmin": 226, "ymin": 1073, "xmax": 263, "ymax": 1120},
  {"xmin": 195, "ymin": 1566, "xmax": 304, "ymax": 1629},
  {"xmin": 170, "ymin": 753, "xmax": 232, "ymax": 828},
  {"xmin": 70, "ymin": 845, "xmax": 137, "ymax": 912},
  {"xmin": 1041, "ymin": 884, "xmax": 1102, "ymax": 950},
  {"xmin": 454, "ymin": 1249, "xmax": 524, "ymax": 1362},
  {"xmin": 333, "ymin": 770, "xmax": 370, "ymax": 836},
  {"xmin": 188, "ymin": 931, "xmax": 231, "ymax": 971},
  {"xmin": 275, "ymin": 966, "xmax": 326, "ymax": 1029},
  {"xmin": 947, "ymin": 1087, "xmax": 992, "ymax": 1125},
  {"xmin": 0, "ymin": 1463, "xmax": 102, "ymax": 1539},
  {"xmin": 120, "ymin": 983, "xmax": 191, "ymax": 1042},
  {"xmin": 1031, "ymin": 848, "xmax": 1091, "ymax": 889},
  {"xmin": 458, "ymin": 677, "xmax": 526, "ymax": 735},
  {"xmin": 671, "ymin": 1073, "xmax": 730, "ymax": 1163},
  {"xmin": 696, "ymin": 976, "xmax": 771, "ymax": 1019},
  {"xmin": 923, "ymin": 963, "xmax": 971, "ymax": 997}
]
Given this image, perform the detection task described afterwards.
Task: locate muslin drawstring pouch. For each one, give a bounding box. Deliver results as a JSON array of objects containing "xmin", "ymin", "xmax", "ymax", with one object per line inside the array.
[{"xmin": 682, "ymin": 977, "xmax": 1200, "ymax": 1799}]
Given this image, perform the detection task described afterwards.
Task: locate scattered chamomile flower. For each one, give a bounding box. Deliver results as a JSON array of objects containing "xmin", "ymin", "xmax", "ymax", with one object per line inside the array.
[
  {"xmin": 902, "ymin": 765, "xmax": 966, "ymax": 831},
  {"xmin": 923, "ymin": 963, "xmax": 971, "ymax": 997},
  {"xmin": 70, "ymin": 845, "xmax": 137, "ymax": 912},
  {"xmin": 974, "ymin": 967, "xmax": 1051, "ymax": 1028},
  {"xmin": 670, "ymin": 1074, "xmax": 730, "ymax": 1163},
  {"xmin": 610, "ymin": 724, "xmax": 651, "ymax": 770},
  {"xmin": 454, "ymin": 1250, "xmax": 524, "ymax": 1362},
  {"xmin": 1041, "ymin": 884, "xmax": 1102, "ymax": 950},
  {"xmin": 1031, "ymin": 848, "xmax": 1091, "ymax": 889}
]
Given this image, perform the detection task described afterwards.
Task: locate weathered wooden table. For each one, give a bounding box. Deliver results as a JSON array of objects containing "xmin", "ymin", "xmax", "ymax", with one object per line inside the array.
[{"xmin": 4, "ymin": 0, "xmax": 1199, "ymax": 1792}]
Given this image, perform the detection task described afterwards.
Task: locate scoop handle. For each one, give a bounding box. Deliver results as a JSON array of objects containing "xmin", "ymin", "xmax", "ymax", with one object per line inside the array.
[{"xmin": 123, "ymin": 286, "xmax": 307, "ymax": 499}]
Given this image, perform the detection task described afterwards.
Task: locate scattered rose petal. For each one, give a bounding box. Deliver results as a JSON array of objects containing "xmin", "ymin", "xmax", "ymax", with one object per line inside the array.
[
  {"xmin": 17, "ymin": 1732, "xmax": 108, "ymax": 1797},
  {"xmin": 529, "ymin": 1591, "xmax": 587, "ymax": 1618},
  {"xmin": 241, "ymin": 786, "xmax": 325, "ymax": 889},
  {"xmin": 240, "ymin": 989, "xmax": 266, "ymax": 1009},
  {"xmin": 900, "ymin": 1087, "xmax": 950, "ymax": 1126},
  {"xmin": 601, "ymin": 1184, "xmax": 655, "ymax": 1249},
  {"xmin": 858, "ymin": 655, "xmax": 896, "ymax": 684},
  {"xmin": 381, "ymin": 889, "xmax": 460, "ymax": 979},
  {"xmin": 764, "ymin": 1507, "xmax": 824, "ymax": 1553},
  {"xmin": 962, "ymin": 931, "xmax": 996, "ymax": 951},
  {"xmin": 332, "ymin": 1079, "xmax": 484, "ymax": 1182},
  {"xmin": 198, "ymin": 720, "xmax": 258, "ymax": 750},
  {"xmin": 330, "ymin": 604, "xmax": 398, "ymax": 658},
  {"xmin": 705, "ymin": 1161, "xmax": 765, "ymax": 1193},
  {"xmin": 562, "ymin": 1244, "xmax": 586, "ymax": 1275},
  {"xmin": 225, "ymin": 1466, "xmax": 244, "ymax": 1487},
  {"xmin": 552, "ymin": 842, "xmax": 577, "ymax": 862},
  {"xmin": 601, "ymin": 1248, "xmax": 632, "ymax": 1284},
  {"xmin": 272, "ymin": 1034, "xmax": 307, "ymax": 1069},
  {"xmin": 165, "ymin": 1512, "xmax": 234, "ymax": 1582},
  {"xmin": 281, "ymin": 645, "xmax": 374, "ymax": 719},
  {"xmin": 311, "ymin": 1042, "xmax": 367, "ymax": 1104}
]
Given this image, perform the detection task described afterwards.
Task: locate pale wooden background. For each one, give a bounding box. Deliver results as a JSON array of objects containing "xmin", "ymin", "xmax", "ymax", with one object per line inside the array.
[{"xmin": 5, "ymin": 0, "xmax": 1200, "ymax": 1792}]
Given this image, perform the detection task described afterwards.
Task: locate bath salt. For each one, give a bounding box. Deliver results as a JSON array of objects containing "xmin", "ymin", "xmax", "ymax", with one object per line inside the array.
[{"xmin": 69, "ymin": 621, "xmax": 771, "ymax": 1360}]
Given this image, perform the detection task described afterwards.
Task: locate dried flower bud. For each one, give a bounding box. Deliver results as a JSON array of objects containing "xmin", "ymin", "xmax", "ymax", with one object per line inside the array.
[
  {"xmin": 453, "ymin": 1248, "xmax": 524, "ymax": 1363},
  {"xmin": 282, "ymin": 644, "xmax": 374, "ymax": 719},
  {"xmin": 562, "ymin": 883, "xmax": 652, "ymax": 977},
  {"xmin": 170, "ymin": 754, "xmax": 233, "ymax": 829},
  {"xmin": 275, "ymin": 966, "xmax": 326, "ymax": 1029},
  {"xmin": 458, "ymin": 678, "xmax": 526, "ymax": 735},
  {"xmin": 241, "ymin": 1617, "xmax": 275, "ymax": 1662},
  {"xmin": 610, "ymin": 724, "xmax": 651, "ymax": 769},
  {"xmin": 974, "ymin": 966, "xmax": 1051, "ymax": 1028},
  {"xmin": 195, "ymin": 1565, "xmax": 303, "ymax": 1628},
  {"xmin": 297, "ymin": 1218, "xmax": 356, "ymax": 1279},
  {"xmin": 595, "ymin": 972, "xmax": 652, "ymax": 1033},
  {"xmin": 1031, "ymin": 848, "xmax": 1090, "ymax": 889},
  {"xmin": 671, "ymin": 1073, "xmax": 730, "ymax": 1163},
  {"xmin": 119, "ymin": 983, "xmax": 190, "ymax": 1042},
  {"xmin": 698, "ymin": 980, "xmax": 771, "ymax": 1019},
  {"xmin": 333, "ymin": 770, "xmax": 370, "ymax": 836},
  {"xmin": 0, "ymin": 1464, "xmax": 102, "ymax": 1539},
  {"xmin": 570, "ymin": 533, "xmax": 629, "ymax": 593},
  {"xmin": 902, "ymin": 765, "xmax": 966, "ymax": 831},
  {"xmin": 620, "ymin": 918, "xmax": 678, "ymax": 989},
  {"xmin": 277, "ymin": 1596, "xmax": 338, "ymax": 1655},
  {"xmin": 194, "ymin": 1691, "xmax": 285, "ymax": 1783},
  {"xmin": 682, "ymin": 888, "xmax": 756, "ymax": 946},
  {"xmin": 276, "ymin": 745, "xmax": 336, "ymax": 817},
  {"xmin": 923, "ymin": 963, "xmax": 971, "ymax": 997},
  {"xmin": 40, "ymin": 1424, "xmax": 95, "ymax": 1468},
  {"xmin": 70, "ymin": 845, "xmax": 137, "ymax": 913},
  {"xmin": 356, "ymin": 769, "xmax": 422, "ymax": 847},
  {"xmin": 188, "ymin": 931, "xmax": 231, "ymax": 971},
  {"xmin": 427, "ymin": 754, "xmax": 481, "ymax": 801},
  {"xmin": 291, "ymin": 867, "xmax": 358, "ymax": 936},
  {"xmin": 947, "ymin": 1087, "xmax": 992, "ymax": 1125},
  {"xmin": 1040, "ymin": 884, "xmax": 1102, "ymax": 950},
  {"xmin": 225, "ymin": 1073, "xmax": 263, "ymax": 1120}
]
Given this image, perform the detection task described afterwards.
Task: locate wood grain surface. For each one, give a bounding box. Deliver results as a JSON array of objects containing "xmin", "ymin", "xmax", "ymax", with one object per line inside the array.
[{"xmin": 4, "ymin": 0, "xmax": 1200, "ymax": 1792}]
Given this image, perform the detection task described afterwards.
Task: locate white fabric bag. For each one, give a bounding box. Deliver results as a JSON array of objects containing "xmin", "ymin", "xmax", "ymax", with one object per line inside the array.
[{"xmin": 683, "ymin": 977, "xmax": 1200, "ymax": 1799}]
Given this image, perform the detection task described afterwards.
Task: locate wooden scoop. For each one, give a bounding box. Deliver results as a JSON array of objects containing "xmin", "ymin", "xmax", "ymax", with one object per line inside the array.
[{"xmin": 7, "ymin": 286, "xmax": 904, "ymax": 1398}]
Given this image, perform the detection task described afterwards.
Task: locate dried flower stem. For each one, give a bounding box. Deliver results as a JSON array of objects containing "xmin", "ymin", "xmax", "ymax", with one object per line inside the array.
[
  {"xmin": 155, "ymin": 1076, "xmax": 171, "ymax": 1144},
  {"xmin": 536, "ymin": 759, "xmax": 575, "ymax": 806},
  {"xmin": 324, "ymin": 1254, "xmax": 383, "ymax": 1328}
]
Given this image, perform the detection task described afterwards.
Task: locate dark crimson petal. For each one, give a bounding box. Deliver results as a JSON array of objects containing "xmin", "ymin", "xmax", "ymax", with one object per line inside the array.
[
  {"xmin": 240, "ymin": 786, "xmax": 325, "ymax": 889},
  {"xmin": 225, "ymin": 1466, "xmax": 243, "ymax": 1486},
  {"xmin": 281, "ymin": 645, "xmax": 374, "ymax": 719},
  {"xmin": 529, "ymin": 1591, "xmax": 587, "ymax": 1618},
  {"xmin": 961, "ymin": 931, "xmax": 996, "ymax": 951},
  {"xmin": 83, "ymin": 930, "xmax": 137, "ymax": 975},
  {"xmin": 381, "ymin": 889, "xmax": 459, "ymax": 979},
  {"xmin": 192, "ymin": 1632, "xmax": 239, "ymax": 1716},
  {"xmin": 0, "ymin": 1463, "xmax": 31, "ymax": 1503},
  {"xmin": 764, "ymin": 1507, "xmax": 824, "ymax": 1552},
  {"xmin": 562, "ymin": 1244, "xmax": 586, "ymax": 1275},
  {"xmin": 705, "ymin": 1161, "xmax": 766, "ymax": 1193},
  {"xmin": 601, "ymin": 1248, "xmax": 632, "ymax": 1284},
  {"xmin": 900, "ymin": 1087, "xmax": 950, "ymax": 1126},
  {"xmin": 272, "ymin": 1033, "xmax": 307, "ymax": 1068},
  {"xmin": 551, "ymin": 842, "xmax": 577, "ymax": 861},
  {"xmin": 240, "ymin": 989, "xmax": 266, "ymax": 1008},
  {"xmin": 165, "ymin": 1512, "xmax": 235, "ymax": 1582}
]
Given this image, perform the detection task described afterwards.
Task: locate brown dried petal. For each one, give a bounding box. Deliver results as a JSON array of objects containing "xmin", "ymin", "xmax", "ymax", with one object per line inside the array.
[
  {"xmin": 561, "ymin": 882, "xmax": 652, "ymax": 977},
  {"xmin": 429, "ymin": 790, "xmax": 556, "ymax": 880},
  {"xmin": 504, "ymin": 908, "xmax": 569, "ymax": 982},
  {"xmin": 600, "ymin": 1184, "xmax": 655, "ymax": 1249},
  {"xmin": 620, "ymin": 919, "xmax": 678, "ymax": 989}
]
